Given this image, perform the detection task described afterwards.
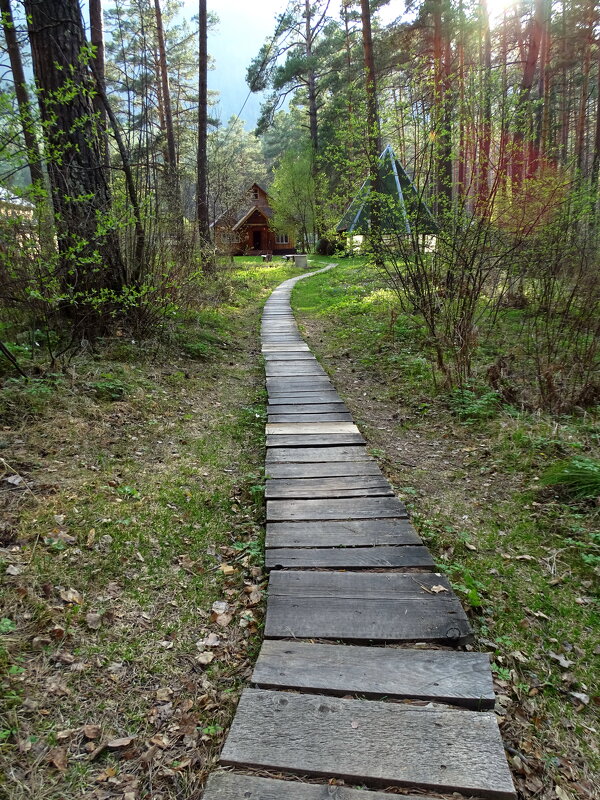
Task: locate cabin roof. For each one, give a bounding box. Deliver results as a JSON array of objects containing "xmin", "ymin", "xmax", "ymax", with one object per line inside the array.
[
  {"xmin": 213, "ymin": 184, "xmax": 273, "ymax": 230},
  {"xmin": 231, "ymin": 204, "xmax": 273, "ymax": 231}
]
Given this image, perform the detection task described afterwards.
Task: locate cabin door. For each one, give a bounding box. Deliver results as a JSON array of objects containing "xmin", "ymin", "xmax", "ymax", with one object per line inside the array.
[{"xmin": 253, "ymin": 230, "xmax": 261, "ymax": 250}]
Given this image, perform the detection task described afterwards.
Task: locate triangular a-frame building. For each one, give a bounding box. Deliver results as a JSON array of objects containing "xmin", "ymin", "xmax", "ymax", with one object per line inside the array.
[{"xmin": 337, "ymin": 145, "xmax": 438, "ymax": 235}]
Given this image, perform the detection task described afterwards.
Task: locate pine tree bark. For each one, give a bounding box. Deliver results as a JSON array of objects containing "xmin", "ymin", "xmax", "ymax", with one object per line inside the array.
[
  {"xmin": 592, "ymin": 46, "xmax": 600, "ymax": 189},
  {"xmin": 512, "ymin": 0, "xmax": 543, "ymax": 186},
  {"xmin": 154, "ymin": 0, "xmax": 182, "ymax": 219},
  {"xmin": 432, "ymin": 0, "xmax": 452, "ymax": 214},
  {"xmin": 24, "ymin": 0, "xmax": 126, "ymax": 299},
  {"xmin": 305, "ymin": 0, "xmax": 319, "ymax": 152},
  {"xmin": 360, "ymin": 0, "xmax": 381, "ymax": 167},
  {"xmin": 476, "ymin": 0, "xmax": 492, "ymax": 214},
  {"xmin": 575, "ymin": 1, "xmax": 594, "ymax": 175},
  {"xmin": 197, "ymin": 0, "xmax": 210, "ymax": 243},
  {"xmin": 89, "ymin": 0, "xmax": 108, "ymax": 167},
  {"xmin": 0, "ymin": 0, "xmax": 44, "ymax": 187}
]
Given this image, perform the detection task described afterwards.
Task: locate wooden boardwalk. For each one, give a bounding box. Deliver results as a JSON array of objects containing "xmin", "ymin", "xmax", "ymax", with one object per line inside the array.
[{"xmin": 203, "ymin": 267, "xmax": 516, "ymax": 800}]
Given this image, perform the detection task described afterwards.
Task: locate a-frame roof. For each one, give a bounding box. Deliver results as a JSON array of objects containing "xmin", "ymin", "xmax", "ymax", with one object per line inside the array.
[{"xmin": 337, "ymin": 145, "xmax": 438, "ymax": 235}]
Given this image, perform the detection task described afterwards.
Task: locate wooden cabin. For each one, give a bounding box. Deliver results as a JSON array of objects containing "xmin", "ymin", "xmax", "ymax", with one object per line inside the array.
[{"xmin": 213, "ymin": 184, "xmax": 296, "ymax": 256}]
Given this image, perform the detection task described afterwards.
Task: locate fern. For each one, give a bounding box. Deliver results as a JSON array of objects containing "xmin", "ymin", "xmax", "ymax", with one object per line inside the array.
[{"xmin": 541, "ymin": 457, "xmax": 600, "ymax": 500}]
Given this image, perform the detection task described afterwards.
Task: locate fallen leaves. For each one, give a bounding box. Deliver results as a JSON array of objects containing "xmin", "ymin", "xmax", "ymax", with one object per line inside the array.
[
  {"xmin": 59, "ymin": 587, "xmax": 82, "ymax": 605},
  {"xmin": 86, "ymin": 612, "xmax": 102, "ymax": 630},
  {"xmin": 548, "ymin": 651, "xmax": 575, "ymax": 669},
  {"xmin": 107, "ymin": 736, "xmax": 135, "ymax": 749},
  {"xmin": 46, "ymin": 746, "xmax": 68, "ymax": 771}
]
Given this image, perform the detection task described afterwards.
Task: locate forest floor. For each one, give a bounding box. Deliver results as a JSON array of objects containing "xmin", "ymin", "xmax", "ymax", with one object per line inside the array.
[
  {"xmin": 292, "ymin": 258, "xmax": 600, "ymax": 800},
  {"xmin": 1, "ymin": 255, "xmax": 598, "ymax": 800},
  {"xmin": 0, "ymin": 260, "xmax": 303, "ymax": 800}
]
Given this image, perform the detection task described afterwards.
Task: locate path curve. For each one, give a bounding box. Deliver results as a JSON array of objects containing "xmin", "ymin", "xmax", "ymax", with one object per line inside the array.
[{"xmin": 203, "ymin": 265, "xmax": 516, "ymax": 800}]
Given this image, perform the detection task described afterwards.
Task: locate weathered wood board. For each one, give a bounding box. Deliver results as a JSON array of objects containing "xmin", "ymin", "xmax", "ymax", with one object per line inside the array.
[
  {"xmin": 262, "ymin": 345, "xmax": 310, "ymax": 352},
  {"xmin": 266, "ymin": 422, "xmax": 359, "ymax": 435},
  {"xmin": 266, "ymin": 446, "xmax": 371, "ymax": 463},
  {"xmin": 221, "ymin": 690, "xmax": 516, "ymax": 799},
  {"xmin": 265, "ymin": 571, "xmax": 471, "ymax": 643},
  {"xmin": 267, "ymin": 403, "xmax": 348, "ymax": 414},
  {"xmin": 265, "ymin": 519, "xmax": 421, "ymax": 547},
  {"xmin": 265, "ymin": 544, "xmax": 433, "ymax": 569},
  {"xmin": 265, "ymin": 461, "xmax": 383, "ymax": 479},
  {"xmin": 267, "ymin": 384, "xmax": 335, "ymax": 396},
  {"xmin": 266, "ymin": 496, "xmax": 407, "ymax": 521},
  {"xmin": 263, "ymin": 353, "xmax": 316, "ymax": 361},
  {"xmin": 252, "ymin": 640, "xmax": 495, "ymax": 709},
  {"xmin": 267, "ymin": 394, "xmax": 343, "ymax": 405},
  {"xmin": 265, "ymin": 363, "xmax": 327, "ymax": 377},
  {"xmin": 268, "ymin": 413, "xmax": 353, "ymax": 422},
  {"xmin": 266, "ymin": 433, "xmax": 365, "ymax": 448},
  {"xmin": 202, "ymin": 773, "xmax": 437, "ymax": 800},
  {"xmin": 265, "ymin": 475, "xmax": 392, "ymax": 499}
]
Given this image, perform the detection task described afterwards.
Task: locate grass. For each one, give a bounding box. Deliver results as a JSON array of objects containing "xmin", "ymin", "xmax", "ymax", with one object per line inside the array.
[
  {"xmin": 292, "ymin": 258, "xmax": 600, "ymax": 800},
  {"xmin": 0, "ymin": 258, "xmax": 303, "ymax": 799}
]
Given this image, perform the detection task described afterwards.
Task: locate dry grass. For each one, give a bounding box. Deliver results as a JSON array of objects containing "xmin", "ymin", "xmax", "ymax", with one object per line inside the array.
[
  {"xmin": 0, "ymin": 261, "xmax": 299, "ymax": 799},
  {"xmin": 293, "ymin": 262, "xmax": 600, "ymax": 800}
]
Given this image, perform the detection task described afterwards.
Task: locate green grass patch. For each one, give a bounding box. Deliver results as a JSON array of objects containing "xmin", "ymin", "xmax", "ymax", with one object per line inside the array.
[{"xmin": 292, "ymin": 257, "xmax": 600, "ymax": 796}]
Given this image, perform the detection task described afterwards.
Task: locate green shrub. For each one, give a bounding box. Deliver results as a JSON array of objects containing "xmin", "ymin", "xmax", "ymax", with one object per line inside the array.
[
  {"xmin": 0, "ymin": 378, "xmax": 56, "ymax": 422},
  {"xmin": 90, "ymin": 373, "xmax": 130, "ymax": 401},
  {"xmin": 449, "ymin": 387, "xmax": 500, "ymax": 422},
  {"xmin": 541, "ymin": 457, "xmax": 600, "ymax": 500}
]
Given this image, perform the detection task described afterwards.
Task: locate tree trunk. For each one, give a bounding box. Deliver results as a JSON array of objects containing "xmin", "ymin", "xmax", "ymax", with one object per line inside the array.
[
  {"xmin": 305, "ymin": 0, "xmax": 319, "ymax": 151},
  {"xmin": 456, "ymin": 0, "xmax": 466, "ymax": 201},
  {"xmin": 196, "ymin": 0, "xmax": 210, "ymax": 243},
  {"xmin": 533, "ymin": 0, "xmax": 551, "ymax": 172},
  {"xmin": 476, "ymin": 0, "xmax": 492, "ymax": 214},
  {"xmin": 0, "ymin": 0, "xmax": 44, "ymax": 187},
  {"xmin": 432, "ymin": 0, "xmax": 452, "ymax": 214},
  {"xmin": 154, "ymin": 0, "xmax": 182, "ymax": 218},
  {"xmin": 559, "ymin": 0, "xmax": 569, "ymax": 164},
  {"xmin": 359, "ymin": 0, "xmax": 383, "ymax": 263},
  {"xmin": 592, "ymin": 45, "xmax": 600, "ymax": 188},
  {"xmin": 24, "ymin": 0, "xmax": 126, "ymax": 298},
  {"xmin": 89, "ymin": 0, "xmax": 108, "ymax": 167},
  {"xmin": 360, "ymin": 0, "xmax": 381, "ymax": 167},
  {"xmin": 575, "ymin": 2, "xmax": 593, "ymax": 175},
  {"xmin": 512, "ymin": 0, "xmax": 543, "ymax": 186}
]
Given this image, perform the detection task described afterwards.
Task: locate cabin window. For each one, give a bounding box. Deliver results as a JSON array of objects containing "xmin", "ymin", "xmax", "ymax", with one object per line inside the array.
[
  {"xmin": 275, "ymin": 233, "xmax": 289, "ymax": 244},
  {"xmin": 251, "ymin": 187, "xmax": 259, "ymax": 199},
  {"xmin": 221, "ymin": 232, "xmax": 241, "ymax": 244}
]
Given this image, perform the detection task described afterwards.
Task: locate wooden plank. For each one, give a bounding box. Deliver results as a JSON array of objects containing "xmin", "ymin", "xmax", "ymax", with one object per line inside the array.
[
  {"xmin": 202, "ymin": 773, "xmax": 437, "ymax": 800},
  {"xmin": 267, "ymin": 403, "xmax": 348, "ymax": 414},
  {"xmin": 267, "ymin": 382, "xmax": 334, "ymax": 394},
  {"xmin": 265, "ymin": 475, "xmax": 392, "ymax": 499},
  {"xmin": 265, "ymin": 571, "xmax": 472, "ymax": 643},
  {"xmin": 267, "ymin": 496, "xmax": 406, "ymax": 521},
  {"xmin": 267, "ymin": 394, "xmax": 343, "ymax": 405},
  {"xmin": 266, "ymin": 446, "xmax": 371, "ymax": 464},
  {"xmin": 252, "ymin": 641, "xmax": 495, "ymax": 709},
  {"xmin": 266, "ymin": 433, "xmax": 365, "ymax": 447},
  {"xmin": 265, "ymin": 545, "xmax": 433, "ymax": 569},
  {"xmin": 265, "ymin": 363, "xmax": 326, "ymax": 377},
  {"xmin": 263, "ymin": 353, "xmax": 316, "ymax": 360},
  {"xmin": 265, "ymin": 461, "xmax": 383, "ymax": 479},
  {"xmin": 221, "ymin": 690, "xmax": 515, "ymax": 799},
  {"xmin": 262, "ymin": 345, "xmax": 310, "ymax": 352},
  {"xmin": 266, "ymin": 422, "xmax": 359, "ymax": 434},
  {"xmin": 265, "ymin": 519, "xmax": 421, "ymax": 547},
  {"xmin": 266, "ymin": 376, "xmax": 330, "ymax": 385},
  {"xmin": 266, "ymin": 486, "xmax": 393, "ymax": 500},
  {"xmin": 268, "ymin": 413, "xmax": 353, "ymax": 422}
]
